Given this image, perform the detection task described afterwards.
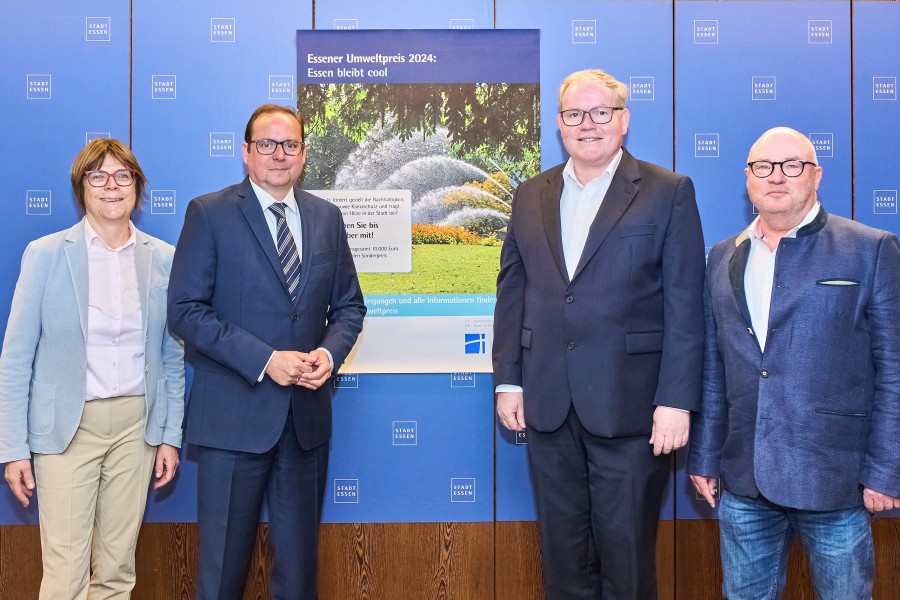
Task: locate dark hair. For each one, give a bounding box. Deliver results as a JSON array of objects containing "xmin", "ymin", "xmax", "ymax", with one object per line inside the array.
[
  {"xmin": 69, "ymin": 138, "xmax": 147, "ymax": 211},
  {"xmin": 244, "ymin": 104, "xmax": 305, "ymax": 143}
]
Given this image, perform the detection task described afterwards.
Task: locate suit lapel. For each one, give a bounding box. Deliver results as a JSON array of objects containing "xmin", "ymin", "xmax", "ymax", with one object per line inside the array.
[
  {"xmin": 294, "ymin": 187, "xmax": 314, "ymax": 307},
  {"xmin": 134, "ymin": 227, "xmax": 152, "ymax": 336},
  {"xmin": 571, "ymin": 149, "xmax": 639, "ymax": 282},
  {"xmin": 237, "ymin": 179, "xmax": 293, "ymax": 299},
  {"xmin": 540, "ymin": 167, "xmax": 568, "ymax": 283},
  {"xmin": 728, "ymin": 232, "xmax": 753, "ymax": 328},
  {"xmin": 63, "ymin": 220, "xmax": 89, "ymax": 340}
]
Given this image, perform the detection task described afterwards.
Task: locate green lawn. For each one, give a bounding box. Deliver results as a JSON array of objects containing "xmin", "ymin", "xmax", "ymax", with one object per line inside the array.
[{"xmin": 358, "ymin": 244, "xmax": 501, "ymax": 294}]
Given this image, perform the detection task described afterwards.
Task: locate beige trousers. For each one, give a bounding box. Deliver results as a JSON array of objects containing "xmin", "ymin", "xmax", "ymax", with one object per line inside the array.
[{"xmin": 32, "ymin": 395, "xmax": 154, "ymax": 600}]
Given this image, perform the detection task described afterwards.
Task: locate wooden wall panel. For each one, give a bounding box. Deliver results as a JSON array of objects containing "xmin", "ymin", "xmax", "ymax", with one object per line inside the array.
[
  {"xmin": 495, "ymin": 520, "xmax": 675, "ymax": 600},
  {"xmin": 676, "ymin": 518, "xmax": 900, "ymax": 600},
  {"xmin": 0, "ymin": 519, "xmax": 896, "ymax": 599}
]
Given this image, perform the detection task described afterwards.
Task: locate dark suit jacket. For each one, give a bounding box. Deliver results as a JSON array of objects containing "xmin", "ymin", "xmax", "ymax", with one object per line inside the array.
[
  {"xmin": 493, "ymin": 149, "xmax": 706, "ymax": 436},
  {"xmin": 168, "ymin": 178, "xmax": 365, "ymax": 452},
  {"xmin": 688, "ymin": 209, "xmax": 900, "ymax": 510}
]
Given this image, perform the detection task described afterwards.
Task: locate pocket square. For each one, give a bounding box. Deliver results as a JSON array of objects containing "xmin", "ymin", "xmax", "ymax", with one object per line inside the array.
[{"xmin": 816, "ymin": 278, "xmax": 859, "ymax": 286}]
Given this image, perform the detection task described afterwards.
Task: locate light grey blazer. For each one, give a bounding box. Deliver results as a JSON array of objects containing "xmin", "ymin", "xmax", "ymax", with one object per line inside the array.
[{"xmin": 0, "ymin": 218, "xmax": 184, "ymax": 463}]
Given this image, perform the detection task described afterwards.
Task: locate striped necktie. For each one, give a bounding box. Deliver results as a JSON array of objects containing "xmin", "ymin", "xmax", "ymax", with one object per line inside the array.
[{"xmin": 268, "ymin": 202, "xmax": 301, "ymax": 301}]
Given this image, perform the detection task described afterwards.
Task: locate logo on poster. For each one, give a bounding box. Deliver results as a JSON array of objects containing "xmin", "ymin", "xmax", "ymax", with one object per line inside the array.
[
  {"xmin": 334, "ymin": 373, "xmax": 359, "ymax": 388},
  {"xmin": 873, "ymin": 77, "xmax": 896, "ymax": 101},
  {"xmin": 515, "ymin": 430, "xmax": 528, "ymax": 445},
  {"xmin": 809, "ymin": 133, "xmax": 833, "ymax": 158},
  {"xmin": 629, "ymin": 77, "xmax": 654, "ymax": 101},
  {"xmin": 464, "ymin": 333, "xmax": 485, "ymax": 354},
  {"xmin": 752, "ymin": 76, "xmax": 776, "ymax": 101},
  {"xmin": 26, "ymin": 190, "xmax": 51, "ymax": 216},
  {"xmin": 334, "ymin": 479, "xmax": 359, "ymax": 503},
  {"xmin": 393, "ymin": 421, "xmax": 418, "ymax": 446},
  {"xmin": 210, "ymin": 18, "xmax": 235, "ymax": 43},
  {"xmin": 874, "ymin": 190, "xmax": 898, "ymax": 215},
  {"xmin": 450, "ymin": 478, "xmax": 475, "ymax": 502},
  {"xmin": 85, "ymin": 132, "xmax": 110, "ymax": 145},
  {"xmin": 571, "ymin": 20, "xmax": 597, "ymax": 45},
  {"xmin": 808, "ymin": 20, "xmax": 832, "ymax": 44},
  {"xmin": 333, "ymin": 19, "xmax": 358, "ymax": 30},
  {"xmin": 150, "ymin": 190, "xmax": 176, "ymax": 214},
  {"xmin": 209, "ymin": 132, "xmax": 234, "ymax": 157},
  {"xmin": 450, "ymin": 19, "xmax": 475, "ymax": 30},
  {"xmin": 269, "ymin": 75, "xmax": 294, "ymax": 100},
  {"xmin": 151, "ymin": 75, "xmax": 176, "ymax": 100},
  {"xmin": 694, "ymin": 20, "xmax": 718, "ymax": 44},
  {"xmin": 26, "ymin": 74, "xmax": 51, "ymax": 100},
  {"xmin": 450, "ymin": 372, "xmax": 475, "ymax": 388},
  {"xmin": 85, "ymin": 17, "xmax": 111, "ymax": 42},
  {"xmin": 695, "ymin": 133, "xmax": 719, "ymax": 158}
]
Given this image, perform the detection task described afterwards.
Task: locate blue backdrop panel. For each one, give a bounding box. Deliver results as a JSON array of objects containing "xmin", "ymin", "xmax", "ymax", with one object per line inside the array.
[
  {"xmin": 0, "ymin": 2, "xmax": 130, "ymax": 526},
  {"xmin": 853, "ymin": 1, "xmax": 900, "ymax": 236},
  {"xmin": 675, "ymin": 1, "xmax": 852, "ymax": 249},
  {"xmin": 323, "ymin": 374, "xmax": 494, "ymax": 522},
  {"xmin": 131, "ymin": 0, "xmax": 312, "ymax": 246},
  {"xmin": 315, "ymin": 0, "xmax": 493, "ymax": 30},
  {"xmin": 0, "ymin": 1, "xmax": 130, "ymax": 342},
  {"xmin": 497, "ymin": 0, "xmax": 674, "ymax": 171}
]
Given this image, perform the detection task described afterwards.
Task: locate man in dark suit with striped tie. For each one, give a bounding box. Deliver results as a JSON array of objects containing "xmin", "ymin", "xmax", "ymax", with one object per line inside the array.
[{"xmin": 168, "ymin": 104, "xmax": 366, "ymax": 600}]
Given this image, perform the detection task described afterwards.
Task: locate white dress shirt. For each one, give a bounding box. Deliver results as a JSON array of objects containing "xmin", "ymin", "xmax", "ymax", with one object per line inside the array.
[
  {"xmin": 745, "ymin": 202, "xmax": 820, "ymax": 352},
  {"xmin": 84, "ymin": 220, "xmax": 144, "ymax": 400}
]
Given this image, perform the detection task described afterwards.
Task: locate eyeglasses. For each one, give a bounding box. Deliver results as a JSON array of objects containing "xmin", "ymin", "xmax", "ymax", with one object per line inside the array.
[
  {"xmin": 559, "ymin": 106, "xmax": 624, "ymax": 127},
  {"xmin": 747, "ymin": 160, "xmax": 817, "ymax": 178},
  {"xmin": 248, "ymin": 139, "xmax": 305, "ymax": 155},
  {"xmin": 84, "ymin": 169, "xmax": 136, "ymax": 187}
]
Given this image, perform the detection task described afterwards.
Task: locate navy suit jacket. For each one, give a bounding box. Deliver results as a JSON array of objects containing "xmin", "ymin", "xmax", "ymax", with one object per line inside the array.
[
  {"xmin": 492, "ymin": 149, "xmax": 706, "ymax": 436},
  {"xmin": 688, "ymin": 209, "xmax": 900, "ymax": 510},
  {"xmin": 168, "ymin": 178, "xmax": 365, "ymax": 452}
]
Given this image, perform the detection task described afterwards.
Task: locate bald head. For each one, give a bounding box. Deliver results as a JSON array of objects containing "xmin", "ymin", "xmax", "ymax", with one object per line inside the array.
[{"xmin": 747, "ymin": 127, "xmax": 818, "ymax": 164}]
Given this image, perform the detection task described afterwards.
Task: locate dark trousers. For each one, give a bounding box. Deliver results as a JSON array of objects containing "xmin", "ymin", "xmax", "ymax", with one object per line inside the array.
[
  {"xmin": 196, "ymin": 411, "xmax": 329, "ymax": 600},
  {"xmin": 527, "ymin": 405, "xmax": 670, "ymax": 600}
]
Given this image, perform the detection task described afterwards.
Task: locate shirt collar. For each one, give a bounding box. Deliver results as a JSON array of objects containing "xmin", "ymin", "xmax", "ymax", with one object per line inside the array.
[
  {"xmin": 562, "ymin": 148, "xmax": 624, "ymax": 190},
  {"xmin": 250, "ymin": 179, "xmax": 298, "ymax": 215},
  {"xmin": 84, "ymin": 217, "xmax": 136, "ymax": 251},
  {"xmin": 748, "ymin": 201, "xmax": 820, "ymax": 242}
]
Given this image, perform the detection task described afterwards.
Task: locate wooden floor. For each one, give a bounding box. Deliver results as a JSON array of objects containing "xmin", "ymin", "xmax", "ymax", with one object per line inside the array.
[{"xmin": 0, "ymin": 519, "xmax": 897, "ymax": 599}]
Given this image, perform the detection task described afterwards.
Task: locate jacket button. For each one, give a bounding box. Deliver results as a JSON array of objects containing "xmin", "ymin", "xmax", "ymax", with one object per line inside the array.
[
  {"xmin": 760, "ymin": 369, "xmax": 769, "ymax": 378},
  {"xmin": 567, "ymin": 342, "xmax": 575, "ymax": 350},
  {"xmin": 292, "ymin": 314, "xmax": 300, "ymax": 322},
  {"xmin": 144, "ymin": 365, "xmax": 150, "ymax": 373},
  {"xmin": 565, "ymin": 295, "xmax": 574, "ymax": 304}
]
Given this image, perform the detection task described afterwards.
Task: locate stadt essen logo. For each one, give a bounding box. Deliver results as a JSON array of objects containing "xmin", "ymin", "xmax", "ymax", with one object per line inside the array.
[
  {"xmin": 629, "ymin": 77, "xmax": 654, "ymax": 101},
  {"xmin": 392, "ymin": 421, "xmax": 417, "ymax": 446},
  {"xmin": 695, "ymin": 133, "xmax": 720, "ymax": 158},
  {"xmin": 694, "ymin": 20, "xmax": 718, "ymax": 44},
  {"xmin": 210, "ymin": 18, "xmax": 235, "ymax": 42},
  {"xmin": 334, "ymin": 478, "xmax": 359, "ymax": 503},
  {"xmin": 808, "ymin": 20, "xmax": 832, "ymax": 44},
  {"xmin": 572, "ymin": 20, "xmax": 597, "ymax": 45},
  {"xmin": 809, "ymin": 133, "xmax": 833, "ymax": 158},
  {"xmin": 85, "ymin": 17, "xmax": 111, "ymax": 42}
]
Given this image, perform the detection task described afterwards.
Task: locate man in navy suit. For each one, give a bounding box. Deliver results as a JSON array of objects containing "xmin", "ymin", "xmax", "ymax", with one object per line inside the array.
[
  {"xmin": 688, "ymin": 127, "xmax": 900, "ymax": 599},
  {"xmin": 493, "ymin": 69, "xmax": 706, "ymax": 599},
  {"xmin": 168, "ymin": 104, "xmax": 365, "ymax": 599}
]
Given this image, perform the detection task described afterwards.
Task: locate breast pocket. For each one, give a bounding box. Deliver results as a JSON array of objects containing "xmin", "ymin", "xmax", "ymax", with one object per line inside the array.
[{"xmin": 618, "ymin": 224, "xmax": 657, "ymax": 238}]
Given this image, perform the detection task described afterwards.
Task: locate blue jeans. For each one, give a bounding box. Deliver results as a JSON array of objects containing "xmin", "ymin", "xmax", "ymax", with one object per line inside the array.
[{"xmin": 718, "ymin": 491, "xmax": 873, "ymax": 600}]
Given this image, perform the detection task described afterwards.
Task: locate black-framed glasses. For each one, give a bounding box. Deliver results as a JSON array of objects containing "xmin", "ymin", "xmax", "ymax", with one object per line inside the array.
[
  {"xmin": 747, "ymin": 160, "xmax": 817, "ymax": 178},
  {"xmin": 83, "ymin": 169, "xmax": 136, "ymax": 187},
  {"xmin": 558, "ymin": 106, "xmax": 624, "ymax": 126},
  {"xmin": 248, "ymin": 139, "xmax": 305, "ymax": 155}
]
